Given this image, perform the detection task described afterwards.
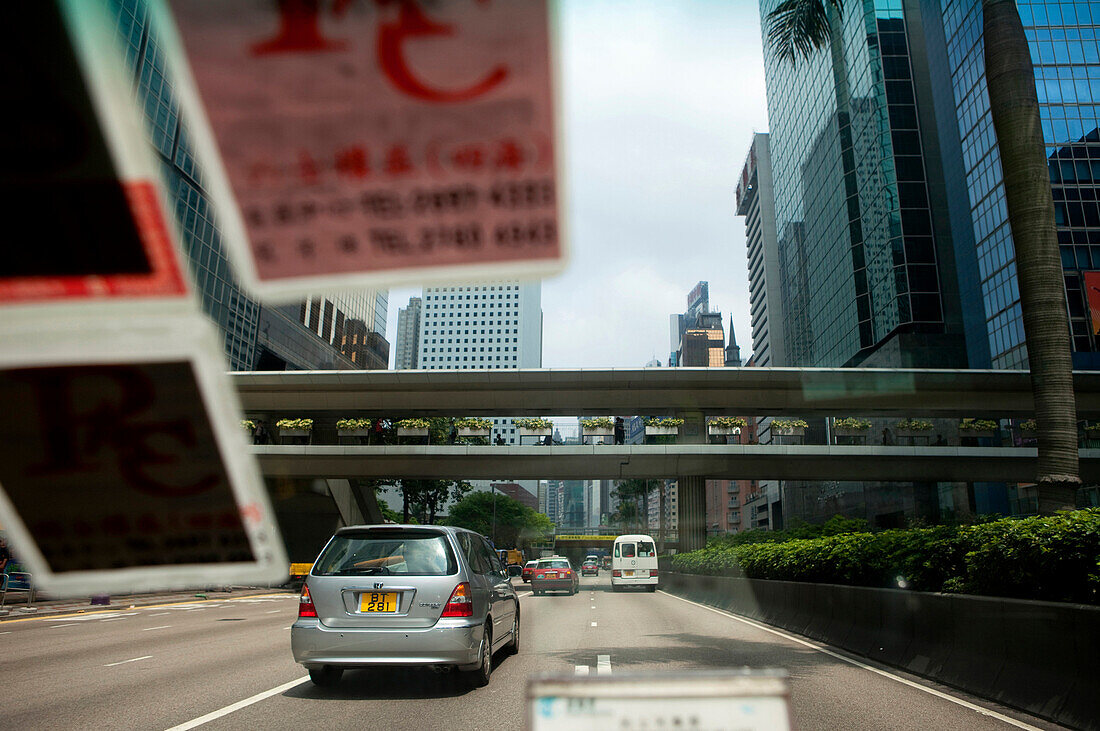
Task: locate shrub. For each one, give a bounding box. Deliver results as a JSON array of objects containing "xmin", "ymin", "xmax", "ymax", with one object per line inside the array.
[
  {"xmin": 515, "ymin": 417, "xmax": 553, "ymax": 430},
  {"xmin": 896, "ymin": 418, "xmax": 933, "ymax": 431},
  {"xmin": 276, "ymin": 418, "xmax": 313, "ymax": 430},
  {"xmin": 396, "ymin": 418, "xmax": 431, "ymax": 429},
  {"xmin": 337, "ymin": 418, "xmax": 372, "ymax": 430},
  {"xmin": 834, "ymin": 417, "xmax": 872, "ymax": 430},
  {"xmin": 1018, "ymin": 419, "xmax": 1037, "ymax": 432},
  {"xmin": 581, "ymin": 417, "xmax": 614, "ymax": 431},
  {"xmin": 710, "ymin": 417, "xmax": 747, "ymax": 429},
  {"xmin": 958, "ymin": 418, "xmax": 999, "ymax": 431},
  {"xmin": 772, "ymin": 418, "xmax": 808, "ymax": 430},
  {"xmin": 646, "ymin": 417, "xmax": 684, "ymax": 428},
  {"xmin": 674, "ymin": 509, "xmax": 1100, "ymax": 604},
  {"xmin": 455, "ymin": 417, "xmax": 493, "ymax": 430},
  {"xmin": 240, "ymin": 420, "xmax": 255, "ymax": 430}
]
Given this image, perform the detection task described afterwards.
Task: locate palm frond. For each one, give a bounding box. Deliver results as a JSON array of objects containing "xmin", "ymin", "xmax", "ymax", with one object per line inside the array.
[{"xmin": 766, "ymin": 0, "xmax": 843, "ymax": 65}]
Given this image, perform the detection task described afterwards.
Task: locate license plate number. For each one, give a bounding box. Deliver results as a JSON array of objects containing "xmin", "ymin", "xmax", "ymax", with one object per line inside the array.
[
  {"xmin": 360, "ymin": 591, "xmax": 398, "ymax": 613},
  {"xmin": 624, "ymin": 570, "xmax": 634, "ymax": 577}
]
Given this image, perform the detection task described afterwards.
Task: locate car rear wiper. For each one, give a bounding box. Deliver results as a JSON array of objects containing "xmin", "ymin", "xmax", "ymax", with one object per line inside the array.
[{"xmin": 330, "ymin": 566, "xmax": 393, "ymax": 576}]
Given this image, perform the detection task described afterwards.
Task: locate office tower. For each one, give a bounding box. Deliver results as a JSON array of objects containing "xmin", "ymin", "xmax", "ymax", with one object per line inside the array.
[
  {"xmin": 936, "ymin": 0, "xmax": 1100, "ymax": 369},
  {"xmin": 669, "ymin": 282, "xmax": 734, "ymax": 367},
  {"xmin": 107, "ymin": 0, "xmax": 388, "ymax": 371},
  {"xmin": 417, "ymin": 281, "xmax": 542, "ymax": 444},
  {"xmin": 394, "ymin": 297, "xmax": 422, "ymax": 369},
  {"xmin": 759, "ymin": 0, "xmax": 973, "ymax": 369},
  {"xmin": 736, "ymin": 133, "xmax": 787, "ymax": 367}
]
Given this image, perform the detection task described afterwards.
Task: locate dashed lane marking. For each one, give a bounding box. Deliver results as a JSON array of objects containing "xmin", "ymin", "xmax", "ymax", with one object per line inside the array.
[
  {"xmin": 597, "ymin": 655, "xmax": 612, "ymax": 676},
  {"xmin": 49, "ymin": 624, "xmax": 78, "ymax": 629},
  {"xmin": 142, "ymin": 626, "xmax": 172, "ymax": 631},
  {"xmin": 165, "ymin": 675, "xmax": 309, "ymax": 730},
  {"xmin": 659, "ymin": 591, "xmax": 1043, "ymax": 731},
  {"xmin": 149, "ymin": 613, "xmax": 171, "ymax": 617},
  {"xmin": 591, "ymin": 622, "xmax": 597, "ymax": 627},
  {"xmin": 574, "ymin": 665, "xmax": 589, "ymax": 676},
  {"xmin": 104, "ymin": 655, "xmax": 152, "ymax": 667},
  {"xmin": 264, "ymin": 610, "xmax": 280, "ymax": 614},
  {"xmin": 0, "ymin": 631, "xmax": 12, "ymax": 635}
]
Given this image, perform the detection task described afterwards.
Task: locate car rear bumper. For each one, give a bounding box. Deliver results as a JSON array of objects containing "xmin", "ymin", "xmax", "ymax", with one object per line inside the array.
[
  {"xmin": 291, "ymin": 618, "xmax": 483, "ymax": 669},
  {"xmin": 531, "ymin": 580, "xmax": 574, "ymax": 592},
  {"xmin": 612, "ymin": 575, "xmax": 658, "ymax": 586}
]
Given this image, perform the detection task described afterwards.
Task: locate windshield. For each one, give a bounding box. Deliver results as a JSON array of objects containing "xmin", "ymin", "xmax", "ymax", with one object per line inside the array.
[
  {"xmin": 312, "ymin": 531, "xmax": 457, "ymax": 576},
  {"xmin": 4, "ymin": 2, "xmax": 1094, "ymax": 730}
]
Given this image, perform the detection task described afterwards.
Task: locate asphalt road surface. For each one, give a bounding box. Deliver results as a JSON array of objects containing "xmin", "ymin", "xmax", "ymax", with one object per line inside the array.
[{"xmin": 0, "ymin": 577, "xmax": 1063, "ymax": 730}]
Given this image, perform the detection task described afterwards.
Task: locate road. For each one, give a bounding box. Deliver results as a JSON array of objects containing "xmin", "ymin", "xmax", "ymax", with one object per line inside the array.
[{"xmin": 0, "ymin": 576, "xmax": 1062, "ymax": 730}]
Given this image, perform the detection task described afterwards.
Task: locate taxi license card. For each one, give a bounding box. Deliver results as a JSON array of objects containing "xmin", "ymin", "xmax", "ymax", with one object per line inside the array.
[{"xmin": 360, "ymin": 591, "xmax": 398, "ymax": 613}]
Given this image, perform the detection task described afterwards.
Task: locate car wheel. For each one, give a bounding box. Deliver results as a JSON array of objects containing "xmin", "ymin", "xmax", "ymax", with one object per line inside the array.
[
  {"xmin": 533, "ymin": 588, "xmax": 541, "ymax": 596},
  {"xmin": 505, "ymin": 609, "xmax": 520, "ymax": 655},
  {"xmin": 611, "ymin": 583, "xmax": 620, "ymax": 592},
  {"xmin": 464, "ymin": 625, "xmax": 492, "ymax": 688},
  {"xmin": 309, "ymin": 666, "xmax": 343, "ymax": 687},
  {"xmin": 647, "ymin": 584, "xmax": 658, "ymax": 592}
]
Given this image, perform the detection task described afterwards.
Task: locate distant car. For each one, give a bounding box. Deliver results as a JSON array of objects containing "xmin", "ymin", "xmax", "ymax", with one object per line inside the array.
[
  {"xmin": 291, "ymin": 524, "xmax": 519, "ymax": 688},
  {"xmin": 600, "ymin": 556, "xmax": 612, "ymax": 570},
  {"xmin": 581, "ymin": 560, "xmax": 598, "ymax": 576},
  {"xmin": 530, "ymin": 556, "xmax": 578, "ymax": 596},
  {"xmin": 521, "ymin": 559, "xmax": 538, "ymax": 582},
  {"xmin": 585, "ymin": 554, "xmax": 599, "ymax": 564}
]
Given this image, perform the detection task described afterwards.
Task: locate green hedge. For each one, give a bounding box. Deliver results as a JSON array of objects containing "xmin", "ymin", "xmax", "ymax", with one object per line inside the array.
[{"xmin": 671, "ymin": 509, "xmax": 1100, "ymax": 605}]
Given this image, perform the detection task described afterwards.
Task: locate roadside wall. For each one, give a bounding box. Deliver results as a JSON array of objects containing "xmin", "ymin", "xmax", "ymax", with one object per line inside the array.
[{"xmin": 659, "ymin": 570, "xmax": 1099, "ymax": 729}]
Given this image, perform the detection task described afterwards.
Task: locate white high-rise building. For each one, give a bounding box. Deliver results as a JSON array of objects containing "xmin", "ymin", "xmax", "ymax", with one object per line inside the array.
[
  {"xmin": 416, "ymin": 281, "xmax": 543, "ymax": 445},
  {"xmin": 394, "ymin": 297, "xmax": 422, "ymax": 370}
]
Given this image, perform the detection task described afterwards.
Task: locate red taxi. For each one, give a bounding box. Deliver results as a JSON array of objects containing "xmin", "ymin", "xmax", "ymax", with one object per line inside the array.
[
  {"xmin": 521, "ymin": 559, "xmax": 538, "ymax": 582},
  {"xmin": 530, "ymin": 556, "xmax": 578, "ymax": 596}
]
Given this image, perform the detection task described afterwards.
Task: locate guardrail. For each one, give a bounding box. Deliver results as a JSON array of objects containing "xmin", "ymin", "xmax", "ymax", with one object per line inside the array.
[
  {"xmin": 658, "ymin": 570, "xmax": 1099, "ymax": 730},
  {"xmin": 0, "ymin": 570, "xmax": 36, "ymax": 615}
]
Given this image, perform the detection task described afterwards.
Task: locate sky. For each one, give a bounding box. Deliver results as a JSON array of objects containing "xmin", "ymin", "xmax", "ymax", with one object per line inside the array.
[{"xmin": 387, "ymin": 0, "xmax": 771, "ymax": 368}]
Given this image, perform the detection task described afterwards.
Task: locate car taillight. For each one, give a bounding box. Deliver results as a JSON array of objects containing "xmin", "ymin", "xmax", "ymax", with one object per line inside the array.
[
  {"xmin": 441, "ymin": 582, "xmax": 473, "ymax": 617},
  {"xmin": 564, "ymin": 570, "xmax": 573, "ymax": 577},
  {"xmin": 650, "ymin": 569, "xmax": 659, "ymax": 577},
  {"xmin": 298, "ymin": 585, "xmax": 318, "ymax": 618},
  {"xmin": 612, "ymin": 569, "xmax": 621, "ymax": 577}
]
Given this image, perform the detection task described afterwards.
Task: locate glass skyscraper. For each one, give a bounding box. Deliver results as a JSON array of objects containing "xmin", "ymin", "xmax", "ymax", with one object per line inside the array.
[
  {"xmin": 760, "ymin": 0, "xmax": 973, "ymax": 368},
  {"xmin": 939, "ymin": 0, "xmax": 1100, "ymax": 369}
]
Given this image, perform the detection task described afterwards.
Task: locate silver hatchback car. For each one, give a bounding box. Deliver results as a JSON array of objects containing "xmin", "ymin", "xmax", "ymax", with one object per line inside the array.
[{"xmin": 292, "ymin": 525, "xmax": 519, "ymax": 688}]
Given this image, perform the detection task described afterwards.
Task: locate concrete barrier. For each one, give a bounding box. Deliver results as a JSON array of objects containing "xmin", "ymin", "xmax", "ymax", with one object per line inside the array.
[{"xmin": 660, "ymin": 571, "xmax": 1099, "ymax": 730}]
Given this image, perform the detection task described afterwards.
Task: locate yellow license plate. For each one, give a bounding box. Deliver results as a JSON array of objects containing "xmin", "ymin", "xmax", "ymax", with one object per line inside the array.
[
  {"xmin": 360, "ymin": 591, "xmax": 398, "ymax": 613},
  {"xmin": 624, "ymin": 570, "xmax": 634, "ymax": 577}
]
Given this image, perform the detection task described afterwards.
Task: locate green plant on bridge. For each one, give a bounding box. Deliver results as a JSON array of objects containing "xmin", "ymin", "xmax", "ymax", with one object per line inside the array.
[
  {"xmin": 771, "ymin": 418, "xmax": 807, "ymax": 430},
  {"xmin": 337, "ymin": 418, "xmax": 373, "ymax": 430},
  {"xmin": 645, "ymin": 417, "xmax": 684, "ymax": 428},
  {"xmin": 833, "ymin": 417, "xmax": 871, "ymax": 431},
  {"xmin": 896, "ymin": 418, "xmax": 933, "ymax": 431},
  {"xmin": 959, "ymin": 418, "xmax": 999, "ymax": 432},
  {"xmin": 276, "ymin": 418, "xmax": 313, "ymax": 431},
  {"xmin": 240, "ymin": 419, "xmax": 255, "ymax": 430},
  {"xmin": 396, "ymin": 418, "xmax": 431, "ymax": 430},
  {"xmin": 515, "ymin": 417, "xmax": 553, "ymax": 430},
  {"xmin": 455, "ymin": 417, "xmax": 493, "ymax": 430},
  {"xmin": 581, "ymin": 417, "xmax": 614, "ymax": 431},
  {"xmin": 710, "ymin": 416, "xmax": 747, "ymax": 429},
  {"xmin": 1019, "ymin": 419, "xmax": 1038, "ymax": 432}
]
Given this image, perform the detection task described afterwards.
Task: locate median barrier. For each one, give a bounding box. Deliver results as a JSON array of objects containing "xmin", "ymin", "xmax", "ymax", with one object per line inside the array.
[{"xmin": 661, "ymin": 571, "xmax": 1099, "ymax": 730}]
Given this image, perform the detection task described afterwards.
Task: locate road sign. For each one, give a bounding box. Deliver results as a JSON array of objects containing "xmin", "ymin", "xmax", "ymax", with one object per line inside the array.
[
  {"xmin": 0, "ymin": 1, "xmax": 286, "ymax": 595},
  {"xmin": 528, "ymin": 670, "xmax": 792, "ymax": 730},
  {"xmin": 158, "ymin": 0, "xmax": 565, "ymax": 300}
]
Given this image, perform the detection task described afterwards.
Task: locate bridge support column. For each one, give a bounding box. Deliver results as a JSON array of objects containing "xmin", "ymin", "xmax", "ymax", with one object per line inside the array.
[
  {"xmin": 325, "ymin": 479, "xmax": 384, "ymax": 526},
  {"xmin": 677, "ymin": 475, "xmax": 706, "ymax": 552}
]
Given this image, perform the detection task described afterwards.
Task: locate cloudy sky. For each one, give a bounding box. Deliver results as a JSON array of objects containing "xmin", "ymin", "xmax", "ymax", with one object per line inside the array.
[{"xmin": 387, "ymin": 0, "xmax": 771, "ymax": 368}]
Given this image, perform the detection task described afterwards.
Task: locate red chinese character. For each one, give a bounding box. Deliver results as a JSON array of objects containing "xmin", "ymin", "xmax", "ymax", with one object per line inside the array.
[
  {"xmin": 451, "ymin": 143, "xmax": 485, "ymax": 171},
  {"xmin": 251, "ymin": 0, "xmax": 348, "ymax": 56},
  {"xmin": 247, "ymin": 161, "xmax": 280, "ymax": 186},
  {"xmin": 494, "ymin": 138, "xmax": 524, "ymax": 170},
  {"xmin": 335, "ymin": 145, "xmax": 370, "ymax": 179},
  {"xmin": 384, "ymin": 144, "xmax": 414, "ymax": 175}
]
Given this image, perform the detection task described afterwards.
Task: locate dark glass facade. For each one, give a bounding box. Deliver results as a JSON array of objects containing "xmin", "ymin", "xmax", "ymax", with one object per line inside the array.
[
  {"xmin": 761, "ymin": 0, "xmax": 970, "ymax": 368},
  {"xmin": 940, "ymin": 0, "xmax": 1100, "ymax": 369}
]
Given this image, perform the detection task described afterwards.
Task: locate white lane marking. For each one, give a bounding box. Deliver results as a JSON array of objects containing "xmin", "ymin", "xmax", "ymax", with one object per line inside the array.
[
  {"xmin": 574, "ymin": 665, "xmax": 589, "ymax": 676},
  {"xmin": 148, "ymin": 612, "xmax": 171, "ymax": 617},
  {"xmin": 142, "ymin": 625, "xmax": 172, "ymax": 632},
  {"xmin": 591, "ymin": 622, "xmax": 597, "ymax": 627},
  {"xmin": 284, "ymin": 626, "xmax": 293, "ymax": 630},
  {"xmin": 104, "ymin": 655, "xmax": 152, "ymax": 667},
  {"xmin": 49, "ymin": 623, "xmax": 78, "ymax": 629},
  {"xmin": 597, "ymin": 655, "xmax": 612, "ymax": 676},
  {"xmin": 659, "ymin": 592, "xmax": 1043, "ymax": 731},
  {"xmin": 264, "ymin": 610, "xmax": 280, "ymax": 614},
  {"xmin": 166, "ymin": 675, "xmax": 309, "ymax": 730},
  {"xmin": 100, "ymin": 617, "xmax": 130, "ymax": 622},
  {"xmin": 46, "ymin": 615, "xmax": 102, "ymax": 622},
  {"xmin": 0, "ymin": 631, "xmax": 12, "ymax": 635}
]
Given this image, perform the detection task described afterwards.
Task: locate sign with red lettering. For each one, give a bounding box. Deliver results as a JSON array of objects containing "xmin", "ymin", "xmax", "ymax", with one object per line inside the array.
[
  {"xmin": 1085, "ymin": 271, "xmax": 1100, "ymax": 336},
  {"xmin": 161, "ymin": 0, "xmax": 564, "ymax": 299}
]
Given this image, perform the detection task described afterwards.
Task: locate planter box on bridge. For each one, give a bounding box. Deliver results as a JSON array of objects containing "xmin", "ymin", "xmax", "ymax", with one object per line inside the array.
[
  {"xmin": 645, "ymin": 426, "xmax": 679, "ymax": 437},
  {"xmin": 707, "ymin": 426, "xmax": 742, "ymax": 436},
  {"xmin": 397, "ymin": 427, "xmax": 429, "ymax": 437},
  {"xmin": 457, "ymin": 427, "xmax": 491, "ymax": 439},
  {"xmin": 518, "ymin": 427, "xmax": 552, "ymax": 438},
  {"xmin": 583, "ymin": 428, "xmax": 614, "ymax": 437},
  {"xmin": 337, "ymin": 428, "xmax": 371, "ymax": 437}
]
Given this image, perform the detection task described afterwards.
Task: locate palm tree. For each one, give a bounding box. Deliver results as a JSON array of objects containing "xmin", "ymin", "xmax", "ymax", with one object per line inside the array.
[{"xmin": 767, "ymin": 0, "xmax": 1078, "ymax": 514}]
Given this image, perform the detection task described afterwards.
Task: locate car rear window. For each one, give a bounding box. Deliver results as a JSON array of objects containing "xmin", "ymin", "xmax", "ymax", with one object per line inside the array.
[
  {"xmin": 313, "ymin": 530, "xmax": 458, "ymax": 576},
  {"xmin": 539, "ymin": 559, "xmax": 569, "ymax": 569},
  {"xmin": 637, "ymin": 541, "xmax": 655, "ymax": 557},
  {"xmin": 621, "ymin": 543, "xmax": 636, "ymax": 558}
]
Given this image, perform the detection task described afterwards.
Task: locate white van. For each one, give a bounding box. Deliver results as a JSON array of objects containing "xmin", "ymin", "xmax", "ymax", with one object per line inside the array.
[{"xmin": 611, "ymin": 534, "xmax": 658, "ymax": 591}]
